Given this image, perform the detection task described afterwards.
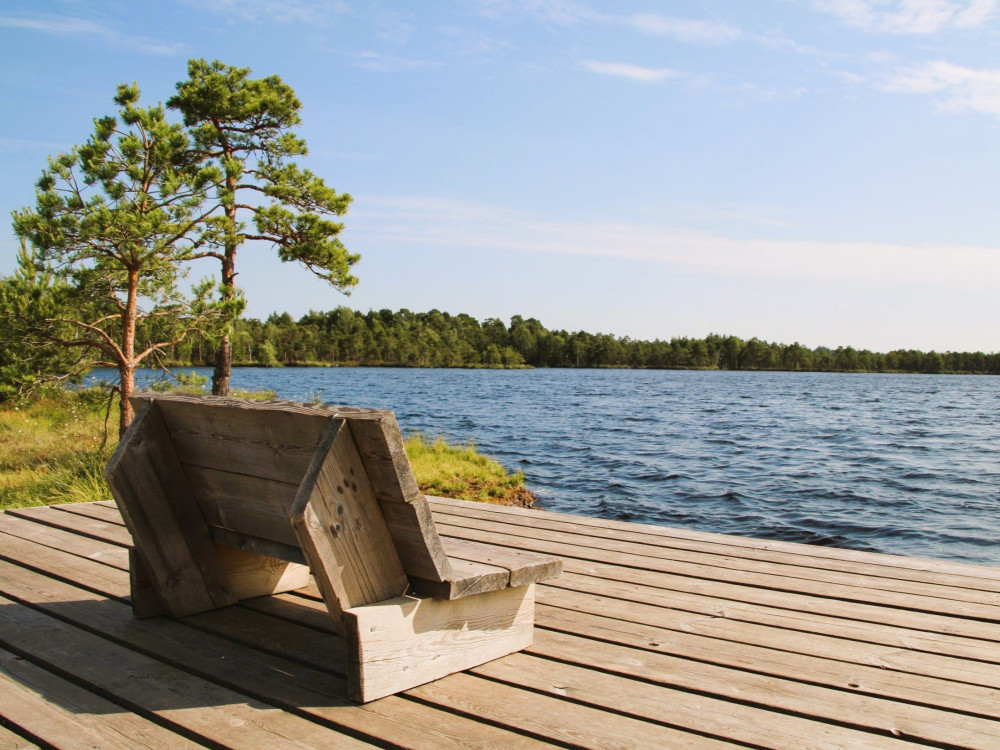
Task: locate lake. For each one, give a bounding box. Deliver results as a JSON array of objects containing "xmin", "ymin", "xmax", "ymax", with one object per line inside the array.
[{"xmin": 92, "ymin": 367, "xmax": 1000, "ymax": 567}]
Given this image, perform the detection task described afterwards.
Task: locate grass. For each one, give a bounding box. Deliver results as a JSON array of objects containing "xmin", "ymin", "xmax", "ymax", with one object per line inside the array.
[
  {"xmin": 404, "ymin": 432, "xmax": 536, "ymax": 507},
  {"xmin": 0, "ymin": 389, "xmax": 116, "ymax": 509},
  {"xmin": 0, "ymin": 389, "xmax": 535, "ymax": 510}
]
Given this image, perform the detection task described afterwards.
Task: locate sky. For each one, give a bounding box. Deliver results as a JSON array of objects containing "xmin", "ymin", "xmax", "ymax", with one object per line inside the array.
[{"xmin": 2, "ymin": 0, "xmax": 1000, "ymax": 353}]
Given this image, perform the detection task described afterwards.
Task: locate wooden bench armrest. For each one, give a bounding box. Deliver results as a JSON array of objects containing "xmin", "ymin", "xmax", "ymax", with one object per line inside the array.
[{"xmin": 410, "ymin": 538, "xmax": 562, "ymax": 600}]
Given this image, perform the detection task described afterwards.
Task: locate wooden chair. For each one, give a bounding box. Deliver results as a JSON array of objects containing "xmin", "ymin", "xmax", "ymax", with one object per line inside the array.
[{"xmin": 105, "ymin": 392, "xmax": 561, "ymax": 703}]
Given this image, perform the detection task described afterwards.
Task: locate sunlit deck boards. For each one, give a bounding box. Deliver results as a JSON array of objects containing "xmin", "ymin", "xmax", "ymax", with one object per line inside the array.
[{"xmin": 1, "ymin": 498, "xmax": 999, "ymax": 749}]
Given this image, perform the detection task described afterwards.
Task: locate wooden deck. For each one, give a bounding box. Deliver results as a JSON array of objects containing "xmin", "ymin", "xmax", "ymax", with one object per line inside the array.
[{"xmin": 1, "ymin": 498, "xmax": 999, "ymax": 749}]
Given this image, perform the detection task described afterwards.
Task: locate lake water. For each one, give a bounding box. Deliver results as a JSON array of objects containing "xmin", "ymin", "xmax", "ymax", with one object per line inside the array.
[{"xmin": 93, "ymin": 367, "xmax": 1000, "ymax": 567}]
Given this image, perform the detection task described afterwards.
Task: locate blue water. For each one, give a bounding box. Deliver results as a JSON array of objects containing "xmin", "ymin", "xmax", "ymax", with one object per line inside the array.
[{"xmin": 91, "ymin": 367, "xmax": 1000, "ymax": 567}]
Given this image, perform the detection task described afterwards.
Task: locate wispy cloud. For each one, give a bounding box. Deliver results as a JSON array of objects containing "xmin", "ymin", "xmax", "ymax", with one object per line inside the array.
[
  {"xmin": 0, "ymin": 13, "xmax": 184, "ymax": 55},
  {"xmin": 350, "ymin": 51, "xmax": 442, "ymax": 73},
  {"xmin": 470, "ymin": 0, "xmax": 598, "ymax": 25},
  {"xmin": 582, "ymin": 60, "xmax": 681, "ymax": 82},
  {"xmin": 352, "ymin": 196, "xmax": 1000, "ymax": 289},
  {"xmin": 814, "ymin": 0, "xmax": 998, "ymax": 34},
  {"xmin": 0, "ymin": 136, "xmax": 70, "ymax": 154},
  {"xmin": 627, "ymin": 14, "xmax": 742, "ymax": 44},
  {"xmin": 184, "ymin": 0, "xmax": 349, "ymax": 25},
  {"xmin": 880, "ymin": 60, "xmax": 1000, "ymax": 117}
]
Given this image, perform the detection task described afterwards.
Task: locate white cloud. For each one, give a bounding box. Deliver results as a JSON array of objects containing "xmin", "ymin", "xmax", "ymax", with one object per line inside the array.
[
  {"xmin": 352, "ymin": 196, "xmax": 1000, "ymax": 289},
  {"xmin": 814, "ymin": 0, "xmax": 998, "ymax": 34},
  {"xmin": 0, "ymin": 136, "xmax": 69, "ymax": 153},
  {"xmin": 880, "ymin": 60, "xmax": 1000, "ymax": 117},
  {"xmin": 470, "ymin": 0, "xmax": 597, "ymax": 25},
  {"xmin": 627, "ymin": 14, "xmax": 742, "ymax": 44},
  {"xmin": 582, "ymin": 60, "xmax": 681, "ymax": 82},
  {"xmin": 0, "ymin": 14, "xmax": 184, "ymax": 55},
  {"xmin": 350, "ymin": 51, "xmax": 441, "ymax": 73},
  {"xmin": 186, "ymin": 0, "xmax": 348, "ymax": 25}
]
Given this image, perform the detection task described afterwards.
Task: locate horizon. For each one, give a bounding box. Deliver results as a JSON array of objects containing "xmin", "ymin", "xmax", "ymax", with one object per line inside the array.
[{"xmin": 3, "ymin": 1, "xmax": 1000, "ymax": 353}]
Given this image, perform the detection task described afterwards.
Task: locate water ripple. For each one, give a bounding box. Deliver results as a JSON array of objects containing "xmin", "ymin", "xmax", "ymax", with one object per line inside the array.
[{"xmin": 97, "ymin": 367, "xmax": 1000, "ymax": 567}]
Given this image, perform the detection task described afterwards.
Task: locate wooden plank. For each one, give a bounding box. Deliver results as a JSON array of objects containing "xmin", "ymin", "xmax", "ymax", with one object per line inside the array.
[
  {"xmin": 0, "ymin": 512, "xmax": 128, "ymax": 569},
  {"xmin": 410, "ymin": 557, "xmax": 510, "ymax": 599},
  {"xmin": 0, "ymin": 646, "xmax": 200, "ymax": 750},
  {"xmin": 343, "ymin": 584, "xmax": 535, "ymax": 703},
  {"xmin": 186, "ymin": 464, "xmax": 301, "ymax": 547},
  {"xmin": 409, "ymin": 671, "xmax": 740, "ymax": 750},
  {"xmin": 538, "ymin": 549, "xmax": 1000, "ymax": 642},
  {"xmin": 209, "ymin": 526, "xmax": 307, "ymax": 564},
  {"xmin": 128, "ymin": 547, "xmax": 168, "ymax": 617},
  {"xmin": 0, "ymin": 531, "xmax": 131, "ymax": 599},
  {"xmin": 4, "ymin": 504, "xmax": 132, "ymax": 546},
  {"xmin": 435, "ymin": 510, "xmax": 1000, "ymax": 607},
  {"xmin": 534, "ymin": 604, "xmax": 1000, "ymax": 720},
  {"xmin": 105, "ymin": 401, "xmax": 235, "ymax": 617},
  {"xmin": 214, "ymin": 543, "xmax": 313, "ymax": 600},
  {"xmin": 0, "ymin": 725, "xmax": 37, "ymax": 750},
  {"xmin": 431, "ymin": 495, "xmax": 1000, "ymax": 586},
  {"xmin": 441, "ymin": 537, "xmax": 562, "ymax": 586},
  {"xmin": 547, "ymin": 571, "xmax": 1000, "ymax": 664},
  {"xmin": 528, "ymin": 629, "xmax": 1000, "ymax": 748},
  {"xmin": 535, "ymin": 585, "xmax": 1000, "ymax": 690},
  {"xmin": 434, "ymin": 520, "xmax": 1000, "ymax": 622},
  {"xmin": 378, "ymin": 496, "xmax": 453, "ymax": 582},
  {"xmin": 291, "ymin": 420, "xmax": 409, "ymax": 624},
  {"xmin": 52, "ymin": 500, "xmax": 126, "ymax": 526},
  {"xmin": 346, "ymin": 413, "xmax": 420, "ymax": 503},
  {"xmin": 476, "ymin": 652, "xmax": 927, "ymax": 750},
  {"xmin": 0, "ymin": 593, "xmax": 373, "ymax": 750},
  {"xmin": 0, "ymin": 554, "xmax": 557, "ymax": 750},
  {"xmin": 145, "ymin": 393, "xmax": 333, "ymax": 484}
]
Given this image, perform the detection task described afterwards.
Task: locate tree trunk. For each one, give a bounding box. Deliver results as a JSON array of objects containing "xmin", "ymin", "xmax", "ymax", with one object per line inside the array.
[
  {"xmin": 119, "ymin": 269, "xmax": 139, "ymax": 438},
  {"xmin": 119, "ymin": 362, "xmax": 135, "ymax": 439},
  {"xmin": 212, "ymin": 334, "xmax": 231, "ymax": 396},
  {"xmin": 211, "ymin": 227, "xmax": 237, "ymax": 396}
]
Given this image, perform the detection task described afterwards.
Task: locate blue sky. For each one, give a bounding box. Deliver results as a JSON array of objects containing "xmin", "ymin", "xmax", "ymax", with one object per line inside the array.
[{"xmin": 3, "ymin": 0, "xmax": 1000, "ymax": 352}]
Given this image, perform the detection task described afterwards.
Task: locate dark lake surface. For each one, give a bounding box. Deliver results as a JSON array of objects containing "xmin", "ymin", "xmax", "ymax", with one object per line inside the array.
[{"xmin": 97, "ymin": 367, "xmax": 1000, "ymax": 567}]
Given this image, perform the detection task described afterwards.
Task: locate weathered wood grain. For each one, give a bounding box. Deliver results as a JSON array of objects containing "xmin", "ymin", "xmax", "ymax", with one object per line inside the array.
[
  {"xmin": 346, "ymin": 413, "xmax": 420, "ymax": 503},
  {"xmin": 431, "ymin": 495, "xmax": 1000, "ymax": 586},
  {"xmin": 434, "ymin": 518, "xmax": 1000, "ymax": 621},
  {"xmin": 290, "ymin": 420, "xmax": 409, "ymax": 625},
  {"xmin": 0, "ymin": 725, "xmax": 38, "ymax": 750},
  {"xmin": 0, "ymin": 550, "xmax": 556, "ymax": 750},
  {"xmin": 410, "ymin": 557, "xmax": 510, "ymax": 599},
  {"xmin": 0, "ymin": 646, "xmax": 199, "ymax": 750},
  {"xmin": 0, "ymin": 592, "xmax": 372, "ymax": 750},
  {"xmin": 214, "ymin": 543, "xmax": 313, "ymax": 600},
  {"xmin": 186, "ymin": 464, "xmax": 301, "ymax": 547},
  {"xmin": 343, "ymin": 584, "xmax": 535, "ymax": 703},
  {"xmin": 475, "ymin": 652, "xmax": 928, "ymax": 750},
  {"xmin": 441, "ymin": 537, "xmax": 562, "ymax": 587},
  {"xmin": 105, "ymin": 402, "xmax": 235, "ymax": 617},
  {"xmin": 545, "ymin": 569, "xmax": 1000, "ymax": 662},
  {"xmin": 378, "ymin": 496, "xmax": 452, "ymax": 582},
  {"xmin": 534, "ymin": 606, "xmax": 1000, "ymax": 720}
]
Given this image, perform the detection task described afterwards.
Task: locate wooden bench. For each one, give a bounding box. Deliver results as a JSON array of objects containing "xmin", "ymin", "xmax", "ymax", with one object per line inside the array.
[{"xmin": 105, "ymin": 392, "xmax": 561, "ymax": 702}]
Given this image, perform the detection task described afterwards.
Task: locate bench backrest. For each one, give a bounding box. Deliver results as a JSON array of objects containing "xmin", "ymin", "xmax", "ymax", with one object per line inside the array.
[{"xmin": 107, "ymin": 392, "xmax": 452, "ymax": 620}]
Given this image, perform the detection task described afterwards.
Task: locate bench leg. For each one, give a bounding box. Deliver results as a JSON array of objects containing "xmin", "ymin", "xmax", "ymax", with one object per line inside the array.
[{"xmin": 342, "ymin": 584, "xmax": 535, "ymax": 703}]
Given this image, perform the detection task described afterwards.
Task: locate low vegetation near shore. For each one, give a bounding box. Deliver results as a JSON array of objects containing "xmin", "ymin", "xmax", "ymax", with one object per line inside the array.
[
  {"xmin": 0, "ymin": 389, "xmax": 535, "ymax": 511},
  {"xmin": 404, "ymin": 433, "xmax": 535, "ymax": 507}
]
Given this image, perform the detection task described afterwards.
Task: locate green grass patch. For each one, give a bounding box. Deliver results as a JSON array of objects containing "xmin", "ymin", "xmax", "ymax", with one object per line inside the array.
[
  {"xmin": 404, "ymin": 432, "xmax": 536, "ymax": 507},
  {"xmin": 0, "ymin": 389, "xmax": 116, "ymax": 510},
  {"xmin": 0, "ymin": 390, "xmax": 535, "ymax": 509}
]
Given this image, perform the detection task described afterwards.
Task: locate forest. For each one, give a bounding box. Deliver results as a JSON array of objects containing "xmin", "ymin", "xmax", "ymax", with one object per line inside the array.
[{"xmin": 154, "ymin": 306, "xmax": 1000, "ymax": 375}]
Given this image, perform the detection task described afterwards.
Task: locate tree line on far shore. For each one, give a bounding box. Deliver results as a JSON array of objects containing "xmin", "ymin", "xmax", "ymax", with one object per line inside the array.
[{"xmin": 152, "ymin": 306, "xmax": 1000, "ymax": 375}]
